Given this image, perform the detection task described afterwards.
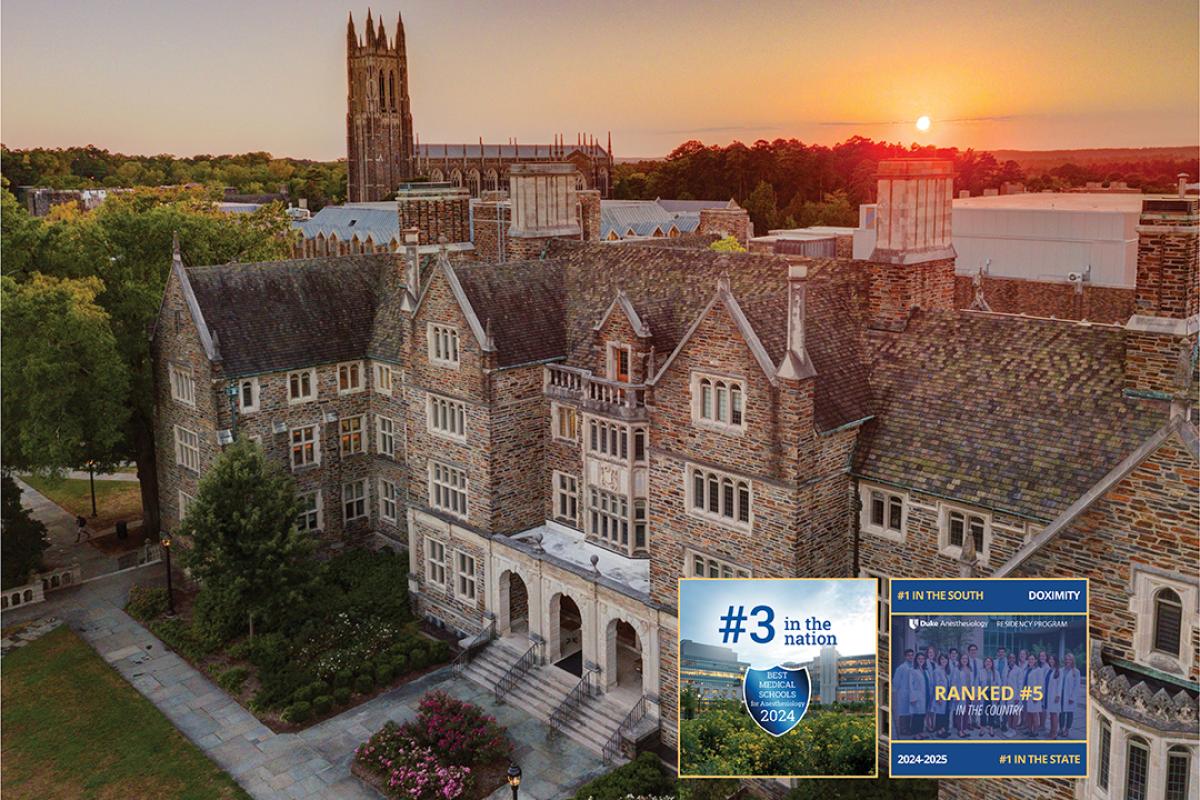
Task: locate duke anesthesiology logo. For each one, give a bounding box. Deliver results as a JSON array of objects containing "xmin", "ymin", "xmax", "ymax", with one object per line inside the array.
[
  {"xmin": 742, "ymin": 665, "xmax": 811, "ymax": 736},
  {"xmin": 908, "ymin": 617, "xmax": 920, "ymax": 630}
]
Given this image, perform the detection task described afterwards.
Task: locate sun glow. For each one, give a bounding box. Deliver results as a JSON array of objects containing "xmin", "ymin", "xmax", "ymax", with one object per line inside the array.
[{"xmin": 916, "ymin": 115, "xmax": 932, "ymax": 132}]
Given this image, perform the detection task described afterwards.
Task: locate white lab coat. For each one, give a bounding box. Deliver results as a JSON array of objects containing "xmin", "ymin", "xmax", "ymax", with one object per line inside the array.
[
  {"xmin": 908, "ymin": 664, "xmax": 931, "ymax": 715},
  {"xmin": 931, "ymin": 666, "xmax": 950, "ymax": 714},
  {"xmin": 894, "ymin": 661, "xmax": 914, "ymax": 716},
  {"xmin": 1060, "ymin": 667, "xmax": 1082, "ymax": 712}
]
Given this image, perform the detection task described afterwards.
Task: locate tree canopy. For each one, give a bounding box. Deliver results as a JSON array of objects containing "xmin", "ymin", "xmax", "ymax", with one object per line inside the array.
[
  {"xmin": 1, "ymin": 274, "xmax": 130, "ymax": 475},
  {"xmin": 2, "ymin": 145, "xmax": 348, "ymax": 210},
  {"xmin": 0, "ymin": 183, "xmax": 292, "ymax": 533}
]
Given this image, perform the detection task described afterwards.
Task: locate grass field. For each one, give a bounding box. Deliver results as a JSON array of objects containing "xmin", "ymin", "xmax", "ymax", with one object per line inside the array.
[
  {"xmin": 19, "ymin": 474, "xmax": 142, "ymax": 530},
  {"xmin": 1, "ymin": 626, "xmax": 249, "ymax": 800}
]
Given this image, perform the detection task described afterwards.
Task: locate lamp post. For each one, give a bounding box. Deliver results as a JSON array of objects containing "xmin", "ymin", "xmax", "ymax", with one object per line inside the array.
[
  {"xmin": 160, "ymin": 532, "xmax": 175, "ymax": 615},
  {"xmin": 506, "ymin": 763, "xmax": 521, "ymax": 800},
  {"xmin": 86, "ymin": 459, "xmax": 97, "ymax": 517}
]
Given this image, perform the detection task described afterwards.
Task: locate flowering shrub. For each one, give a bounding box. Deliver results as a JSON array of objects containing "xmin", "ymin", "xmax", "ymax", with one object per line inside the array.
[
  {"xmin": 355, "ymin": 723, "xmax": 472, "ymax": 800},
  {"xmin": 400, "ymin": 690, "xmax": 511, "ymax": 766}
]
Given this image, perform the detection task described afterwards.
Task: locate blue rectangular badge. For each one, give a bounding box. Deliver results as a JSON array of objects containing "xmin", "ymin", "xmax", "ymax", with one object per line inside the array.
[{"xmin": 889, "ymin": 579, "xmax": 1089, "ymax": 779}]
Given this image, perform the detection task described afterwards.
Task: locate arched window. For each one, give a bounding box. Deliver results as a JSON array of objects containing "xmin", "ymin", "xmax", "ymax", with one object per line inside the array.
[
  {"xmin": 1166, "ymin": 745, "xmax": 1191, "ymax": 800},
  {"xmin": 737, "ymin": 482, "xmax": 751, "ymax": 523},
  {"xmin": 721, "ymin": 478, "xmax": 734, "ymax": 519},
  {"xmin": 450, "ymin": 168, "xmax": 463, "ymax": 187},
  {"xmin": 378, "ymin": 72, "xmax": 385, "ymax": 107},
  {"xmin": 388, "ymin": 71, "xmax": 396, "ymax": 111},
  {"xmin": 485, "ymin": 168, "xmax": 498, "ymax": 191},
  {"xmin": 1124, "ymin": 736, "xmax": 1149, "ymax": 800},
  {"xmin": 707, "ymin": 475, "xmax": 719, "ymax": 514},
  {"xmin": 700, "ymin": 378, "xmax": 712, "ymax": 419},
  {"xmin": 1153, "ymin": 587, "xmax": 1183, "ymax": 657},
  {"xmin": 575, "ymin": 173, "xmax": 585, "ymax": 191},
  {"xmin": 429, "ymin": 168, "xmax": 444, "ymax": 182},
  {"xmin": 731, "ymin": 385, "xmax": 743, "ymax": 425},
  {"xmin": 467, "ymin": 168, "xmax": 481, "ymax": 197},
  {"xmin": 715, "ymin": 381, "xmax": 728, "ymax": 422}
]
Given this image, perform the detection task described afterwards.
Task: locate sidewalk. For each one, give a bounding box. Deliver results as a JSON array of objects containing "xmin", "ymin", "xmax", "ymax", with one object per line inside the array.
[
  {"xmin": 14, "ymin": 477, "xmax": 128, "ymax": 580},
  {"xmin": 9, "ymin": 567, "xmax": 607, "ymax": 799}
]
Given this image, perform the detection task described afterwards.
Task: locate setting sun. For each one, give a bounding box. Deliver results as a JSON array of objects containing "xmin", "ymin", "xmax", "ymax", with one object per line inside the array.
[{"xmin": 916, "ymin": 115, "xmax": 932, "ymax": 132}]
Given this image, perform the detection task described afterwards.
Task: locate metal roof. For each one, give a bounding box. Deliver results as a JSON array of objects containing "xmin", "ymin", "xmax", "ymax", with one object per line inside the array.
[{"xmin": 294, "ymin": 203, "xmax": 400, "ymax": 245}]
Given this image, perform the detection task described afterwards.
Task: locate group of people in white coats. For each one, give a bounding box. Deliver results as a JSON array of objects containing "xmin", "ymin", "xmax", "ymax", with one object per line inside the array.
[{"xmin": 893, "ymin": 642, "xmax": 1083, "ymax": 740}]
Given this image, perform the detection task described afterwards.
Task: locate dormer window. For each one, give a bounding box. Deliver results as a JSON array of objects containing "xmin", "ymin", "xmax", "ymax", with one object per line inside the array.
[
  {"xmin": 692, "ymin": 372, "xmax": 745, "ymax": 432},
  {"xmin": 859, "ymin": 485, "xmax": 906, "ymax": 542},
  {"xmin": 938, "ymin": 505, "xmax": 990, "ymax": 565}
]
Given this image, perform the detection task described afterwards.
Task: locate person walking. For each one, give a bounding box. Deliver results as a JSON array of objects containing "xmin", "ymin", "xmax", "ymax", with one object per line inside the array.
[{"xmin": 75, "ymin": 515, "xmax": 91, "ymax": 543}]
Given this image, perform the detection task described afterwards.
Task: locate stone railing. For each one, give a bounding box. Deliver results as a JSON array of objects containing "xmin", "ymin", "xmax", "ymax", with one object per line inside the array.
[
  {"xmin": 1, "ymin": 562, "xmax": 82, "ymax": 612},
  {"xmin": 544, "ymin": 364, "xmax": 648, "ymax": 420}
]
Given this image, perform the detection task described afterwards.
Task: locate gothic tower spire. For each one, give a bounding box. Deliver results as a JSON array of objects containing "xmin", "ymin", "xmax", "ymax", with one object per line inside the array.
[{"xmin": 347, "ymin": 8, "xmax": 414, "ymax": 202}]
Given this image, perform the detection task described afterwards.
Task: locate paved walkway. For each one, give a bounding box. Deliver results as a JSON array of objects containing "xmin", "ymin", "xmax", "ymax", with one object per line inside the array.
[
  {"xmin": 5, "ymin": 485, "xmax": 610, "ymax": 798},
  {"xmin": 62, "ymin": 467, "xmax": 140, "ymax": 482},
  {"xmin": 15, "ymin": 477, "xmax": 117, "ymax": 579}
]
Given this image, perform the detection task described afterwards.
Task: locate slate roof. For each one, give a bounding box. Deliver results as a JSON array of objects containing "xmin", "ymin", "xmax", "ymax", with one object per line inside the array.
[
  {"xmin": 184, "ymin": 255, "xmax": 391, "ymax": 377},
  {"xmin": 600, "ymin": 201, "xmax": 682, "ymax": 240},
  {"xmin": 294, "ymin": 204, "xmax": 400, "ymax": 246},
  {"xmin": 417, "ymin": 143, "xmax": 608, "ymax": 160},
  {"xmin": 855, "ymin": 312, "xmax": 1168, "ymax": 521},
  {"xmin": 655, "ymin": 199, "xmax": 732, "ymax": 214},
  {"xmin": 555, "ymin": 242, "xmax": 874, "ymax": 431},
  {"xmin": 453, "ymin": 260, "xmax": 566, "ymax": 368}
]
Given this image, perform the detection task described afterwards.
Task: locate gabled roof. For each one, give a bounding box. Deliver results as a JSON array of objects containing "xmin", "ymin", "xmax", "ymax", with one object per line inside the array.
[
  {"xmin": 184, "ymin": 254, "xmax": 392, "ymax": 377},
  {"xmin": 855, "ymin": 311, "xmax": 1168, "ymax": 521},
  {"xmin": 995, "ymin": 417, "xmax": 1199, "ymax": 577},
  {"xmin": 594, "ymin": 290, "xmax": 652, "ymax": 339},
  {"xmin": 451, "ymin": 259, "xmax": 566, "ymax": 368},
  {"xmin": 600, "ymin": 200, "xmax": 680, "ymax": 240}
]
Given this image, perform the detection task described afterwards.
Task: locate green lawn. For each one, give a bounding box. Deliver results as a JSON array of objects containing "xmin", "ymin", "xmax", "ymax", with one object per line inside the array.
[
  {"xmin": 1, "ymin": 626, "xmax": 249, "ymax": 800},
  {"xmin": 19, "ymin": 474, "xmax": 142, "ymax": 530}
]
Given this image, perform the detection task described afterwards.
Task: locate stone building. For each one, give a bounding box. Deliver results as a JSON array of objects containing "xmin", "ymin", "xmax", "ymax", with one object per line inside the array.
[
  {"xmin": 345, "ymin": 10, "xmax": 613, "ymax": 202},
  {"xmin": 151, "ymin": 159, "xmax": 1197, "ymax": 790}
]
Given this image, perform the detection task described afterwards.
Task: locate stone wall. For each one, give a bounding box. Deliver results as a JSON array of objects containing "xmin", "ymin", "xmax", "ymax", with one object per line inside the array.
[
  {"xmin": 397, "ymin": 189, "xmax": 471, "ymax": 246},
  {"xmin": 953, "ymin": 275, "xmax": 1135, "ymax": 323},
  {"xmin": 1135, "ymin": 204, "xmax": 1199, "ymax": 320},
  {"xmin": 471, "ymin": 199, "xmax": 509, "ymax": 263},
  {"xmin": 698, "ymin": 207, "xmax": 751, "ymax": 244}
]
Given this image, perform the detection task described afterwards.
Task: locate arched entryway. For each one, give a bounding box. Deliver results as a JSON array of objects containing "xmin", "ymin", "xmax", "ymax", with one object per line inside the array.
[
  {"xmin": 549, "ymin": 592, "xmax": 584, "ymax": 676},
  {"xmin": 604, "ymin": 618, "xmax": 645, "ymax": 697},
  {"xmin": 498, "ymin": 570, "xmax": 529, "ymax": 635}
]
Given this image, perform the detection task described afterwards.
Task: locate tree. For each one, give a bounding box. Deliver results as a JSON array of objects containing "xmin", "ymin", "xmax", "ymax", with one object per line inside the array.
[
  {"xmin": 709, "ymin": 235, "xmax": 746, "ymax": 253},
  {"xmin": 180, "ymin": 438, "xmax": 317, "ymax": 638},
  {"xmin": 1, "ymin": 476, "xmax": 50, "ymax": 590},
  {"xmin": 681, "ymin": 685, "xmax": 700, "ymax": 720},
  {"xmin": 0, "ymin": 183, "xmax": 45, "ymax": 279},
  {"xmin": 743, "ymin": 180, "xmax": 780, "ymax": 234},
  {"xmin": 1, "ymin": 274, "xmax": 130, "ymax": 477},
  {"xmin": 6, "ymin": 188, "xmax": 292, "ymax": 536}
]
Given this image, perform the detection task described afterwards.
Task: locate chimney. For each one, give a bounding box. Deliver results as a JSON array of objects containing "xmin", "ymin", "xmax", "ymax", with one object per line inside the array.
[
  {"xmin": 1179, "ymin": 173, "xmax": 1189, "ymax": 198},
  {"xmin": 400, "ymin": 226, "xmax": 420, "ymax": 312},
  {"xmin": 776, "ymin": 265, "xmax": 816, "ymax": 380},
  {"xmin": 1124, "ymin": 195, "xmax": 1199, "ymax": 399},
  {"xmin": 867, "ymin": 159, "xmax": 957, "ymax": 330}
]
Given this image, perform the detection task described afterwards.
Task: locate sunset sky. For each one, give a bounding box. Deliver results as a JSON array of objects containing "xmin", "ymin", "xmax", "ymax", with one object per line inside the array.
[{"xmin": 2, "ymin": 0, "xmax": 1197, "ymax": 160}]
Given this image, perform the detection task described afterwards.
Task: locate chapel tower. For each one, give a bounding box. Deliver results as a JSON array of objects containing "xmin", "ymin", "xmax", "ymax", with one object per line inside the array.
[{"xmin": 346, "ymin": 10, "xmax": 414, "ymax": 202}]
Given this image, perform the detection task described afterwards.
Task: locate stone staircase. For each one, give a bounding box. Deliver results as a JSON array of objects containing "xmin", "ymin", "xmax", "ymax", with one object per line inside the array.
[{"xmin": 461, "ymin": 639, "xmax": 639, "ymax": 761}]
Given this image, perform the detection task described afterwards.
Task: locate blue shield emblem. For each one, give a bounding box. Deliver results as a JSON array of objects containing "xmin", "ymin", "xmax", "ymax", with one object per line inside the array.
[{"xmin": 742, "ymin": 665, "xmax": 811, "ymax": 737}]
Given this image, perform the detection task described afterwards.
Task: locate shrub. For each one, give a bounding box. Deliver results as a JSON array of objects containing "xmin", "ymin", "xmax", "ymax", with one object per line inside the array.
[
  {"xmin": 313, "ymin": 695, "xmax": 333, "ymax": 715},
  {"xmin": 355, "ymin": 725, "xmax": 471, "ymax": 800},
  {"xmin": 333, "ymin": 687, "xmax": 352, "ymax": 706},
  {"xmin": 308, "ymin": 680, "xmax": 329, "ymax": 697},
  {"xmin": 283, "ymin": 701, "xmax": 312, "ymax": 724},
  {"xmin": 292, "ymin": 685, "xmax": 314, "ymax": 703},
  {"xmin": 375, "ymin": 663, "xmax": 394, "ymax": 685},
  {"xmin": 217, "ymin": 666, "xmax": 250, "ymax": 694},
  {"xmin": 253, "ymin": 662, "xmax": 317, "ymax": 711},
  {"xmin": 390, "ymin": 653, "xmax": 408, "ymax": 674},
  {"xmin": 354, "ymin": 673, "xmax": 375, "ymax": 694},
  {"xmin": 333, "ymin": 669, "xmax": 354, "ymax": 688},
  {"xmin": 323, "ymin": 549, "xmax": 411, "ymax": 624},
  {"xmin": 191, "ymin": 584, "xmax": 245, "ymax": 648},
  {"xmin": 126, "ymin": 586, "xmax": 168, "ymax": 622},
  {"xmin": 150, "ymin": 618, "xmax": 213, "ymax": 661},
  {"xmin": 400, "ymin": 690, "xmax": 510, "ymax": 766},
  {"xmin": 227, "ymin": 639, "xmax": 253, "ymax": 660},
  {"xmin": 428, "ymin": 640, "xmax": 450, "ymax": 662},
  {"xmin": 246, "ymin": 632, "xmax": 290, "ymax": 673},
  {"xmin": 408, "ymin": 649, "xmax": 427, "ymax": 671},
  {"xmin": 570, "ymin": 752, "xmax": 675, "ymax": 800}
]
